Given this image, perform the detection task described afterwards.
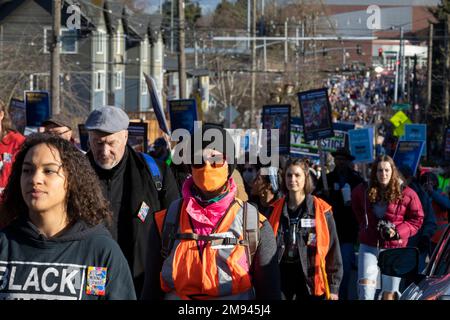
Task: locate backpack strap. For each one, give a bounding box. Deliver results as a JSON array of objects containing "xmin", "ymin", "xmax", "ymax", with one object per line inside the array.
[
  {"xmin": 243, "ymin": 202, "xmax": 260, "ymax": 266},
  {"xmin": 161, "ymin": 198, "xmax": 183, "ymax": 259},
  {"xmin": 140, "ymin": 152, "xmax": 163, "ymax": 192}
]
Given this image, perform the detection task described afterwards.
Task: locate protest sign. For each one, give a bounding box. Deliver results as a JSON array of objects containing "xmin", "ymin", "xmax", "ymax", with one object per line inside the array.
[
  {"xmin": 24, "ymin": 91, "xmax": 50, "ymax": 127},
  {"xmin": 400, "ymin": 124, "xmax": 427, "ymax": 157},
  {"xmin": 128, "ymin": 122, "xmax": 149, "ymax": 153},
  {"xmin": 290, "ymin": 119, "xmax": 354, "ymax": 159},
  {"xmin": 262, "ymin": 104, "xmax": 291, "ymax": 155},
  {"xmin": 9, "ymin": 98, "xmax": 26, "ymax": 134},
  {"xmin": 348, "ymin": 127, "xmax": 374, "ymax": 163},
  {"xmin": 393, "ymin": 140, "xmax": 425, "ymax": 176},
  {"xmin": 297, "ymin": 88, "xmax": 334, "ymax": 142},
  {"xmin": 169, "ymin": 99, "xmax": 198, "ymax": 134},
  {"xmin": 444, "ymin": 127, "xmax": 450, "ymax": 161},
  {"xmin": 390, "ymin": 111, "xmax": 412, "ymax": 137},
  {"xmin": 144, "ymin": 73, "xmax": 170, "ymax": 135}
]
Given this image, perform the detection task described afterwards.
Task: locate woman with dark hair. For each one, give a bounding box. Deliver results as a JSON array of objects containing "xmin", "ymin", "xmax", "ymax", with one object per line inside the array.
[
  {"xmin": 0, "ymin": 133, "xmax": 136, "ymax": 300},
  {"xmin": 142, "ymin": 124, "xmax": 281, "ymax": 300},
  {"xmin": 265, "ymin": 158, "xmax": 343, "ymax": 300},
  {"xmin": 352, "ymin": 155, "xmax": 424, "ymax": 300},
  {"xmin": 0, "ymin": 99, "xmax": 25, "ymax": 197}
]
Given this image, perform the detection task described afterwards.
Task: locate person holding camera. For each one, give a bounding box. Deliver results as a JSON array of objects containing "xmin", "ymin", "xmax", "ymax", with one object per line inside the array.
[{"xmin": 351, "ymin": 156, "xmax": 424, "ymax": 300}]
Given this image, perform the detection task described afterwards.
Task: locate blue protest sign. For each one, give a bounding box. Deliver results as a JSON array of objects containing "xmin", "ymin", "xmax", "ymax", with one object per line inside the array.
[
  {"xmin": 169, "ymin": 99, "xmax": 198, "ymax": 134},
  {"xmin": 400, "ymin": 124, "xmax": 427, "ymax": 157},
  {"xmin": 297, "ymin": 88, "xmax": 334, "ymax": 142},
  {"xmin": 290, "ymin": 119, "xmax": 355, "ymax": 159},
  {"xmin": 144, "ymin": 73, "xmax": 170, "ymax": 135},
  {"xmin": 393, "ymin": 140, "xmax": 425, "ymax": 176},
  {"xmin": 348, "ymin": 128, "xmax": 374, "ymax": 163},
  {"xmin": 9, "ymin": 98, "xmax": 26, "ymax": 134},
  {"xmin": 24, "ymin": 91, "xmax": 50, "ymax": 127},
  {"xmin": 262, "ymin": 105, "xmax": 291, "ymax": 155}
]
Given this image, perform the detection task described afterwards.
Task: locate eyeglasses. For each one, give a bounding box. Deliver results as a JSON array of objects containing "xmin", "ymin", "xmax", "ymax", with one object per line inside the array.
[{"xmin": 192, "ymin": 154, "xmax": 226, "ymax": 169}]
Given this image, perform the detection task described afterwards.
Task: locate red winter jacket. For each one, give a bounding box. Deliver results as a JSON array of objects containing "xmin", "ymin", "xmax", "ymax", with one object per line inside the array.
[
  {"xmin": 0, "ymin": 131, "xmax": 25, "ymax": 193},
  {"xmin": 351, "ymin": 183, "xmax": 424, "ymax": 248}
]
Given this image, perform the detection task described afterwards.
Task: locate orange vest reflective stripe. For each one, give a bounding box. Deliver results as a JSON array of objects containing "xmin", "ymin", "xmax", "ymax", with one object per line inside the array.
[
  {"xmin": 267, "ymin": 195, "xmax": 332, "ymax": 297},
  {"xmin": 268, "ymin": 197, "xmax": 286, "ymax": 235},
  {"xmin": 431, "ymin": 200, "xmax": 449, "ymax": 244},
  {"xmin": 158, "ymin": 200, "xmax": 263, "ymax": 300}
]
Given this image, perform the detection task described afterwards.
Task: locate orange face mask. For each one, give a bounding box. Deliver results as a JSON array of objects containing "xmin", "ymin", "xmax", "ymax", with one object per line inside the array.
[{"xmin": 191, "ymin": 162, "xmax": 228, "ymax": 192}]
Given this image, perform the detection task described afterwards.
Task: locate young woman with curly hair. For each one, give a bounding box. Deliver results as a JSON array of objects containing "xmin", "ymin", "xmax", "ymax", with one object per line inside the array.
[
  {"xmin": 0, "ymin": 133, "xmax": 136, "ymax": 300},
  {"xmin": 351, "ymin": 155, "xmax": 424, "ymax": 300}
]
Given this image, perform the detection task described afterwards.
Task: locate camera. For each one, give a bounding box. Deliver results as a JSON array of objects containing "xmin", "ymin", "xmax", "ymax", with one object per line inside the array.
[{"xmin": 376, "ymin": 220, "xmax": 399, "ymax": 240}]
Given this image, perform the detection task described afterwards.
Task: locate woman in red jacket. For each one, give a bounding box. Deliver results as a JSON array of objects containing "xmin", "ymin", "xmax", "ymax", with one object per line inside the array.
[
  {"xmin": 0, "ymin": 99, "xmax": 25, "ymax": 195},
  {"xmin": 351, "ymin": 155, "xmax": 424, "ymax": 300}
]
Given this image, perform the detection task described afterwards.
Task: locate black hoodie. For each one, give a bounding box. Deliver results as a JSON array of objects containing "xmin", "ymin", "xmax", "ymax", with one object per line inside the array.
[{"xmin": 0, "ymin": 218, "xmax": 136, "ymax": 300}]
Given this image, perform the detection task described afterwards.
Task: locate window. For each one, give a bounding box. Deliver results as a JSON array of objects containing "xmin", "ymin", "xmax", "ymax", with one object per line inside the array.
[
  {"xmin": 43, "ymin": 27, "xmax": 51, "ymax": 53},
  {"xmin": 96, "ymin": 31, "xmax": 105, "ymax": 54},
  {"xmin": 116, "ymin": 31, "xmax": 122, "ymax": 54},
  {"xmin": 61, "ymin": 28, "xmax": 78, "ymax": 54},
  {"xmin": 44, "ymin": 27, "xmax": 78, "ymax": 54},
  {"xmin": 114, "ymin": 71, "xmax": 122, "ymax": 89},
  {"xmin": 94, "ymin": 71, "xmax": 105, "ymax": 91},
  {"xmin": 142, "ymin": 39, "xmax": 148, "ymax": 62},
  {"xmin": 141, "ymin": 76, "xmax": 148, "ymax": 95}
]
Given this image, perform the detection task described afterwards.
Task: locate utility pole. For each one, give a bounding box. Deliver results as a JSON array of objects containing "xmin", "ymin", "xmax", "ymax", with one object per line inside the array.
[
  {"xmin": 247, "ymin": 0, "xmax": 251, "ymax": 50},
  {"xmin": 413, "ymin": 55, "xmax": 418, "ymax": 122},
  {"xmin": 284, "ymin": 19, "xmax": 288, "ymax": 70},
  {"xmin": 400, "ymin": 26, "xmax": 405, "ymax": 101},
  {"xmin": 51, "ymin": 0, "xmax": 61, "ymax": 115},
  {"xmin": 194, "ymin": 28, "xmax": 198, "ymax": 68},
  {"xmin": 250, "ymin": 0, "xmax": 256, "ymax": 127},
  {"xmin": 445, "ymin": 15, "xmax": 450, "ymax": 122},
  {"xmin": 178, "ymin": 0, "xmax": 186, "ymax": 99},
  {"xmin": 170, "ymin": 0, "xmax": 174, "ymax": 52},
  {"xmin": 426, "ymin": 23, "xmax": 433, "ymax": 123},
  {"xmin": 394, "ymin": 49, "xmax": 399, "ymax": 103}
]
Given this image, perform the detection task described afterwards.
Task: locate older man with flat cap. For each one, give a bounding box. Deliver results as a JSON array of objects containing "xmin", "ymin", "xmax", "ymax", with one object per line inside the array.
[
  {"xmin": 85, "ymin": 106, "xmax": 180, "ymax": 295},
  {"xmin": 315, "ymin": 147, "xmax": 364, "ymax": 300}
]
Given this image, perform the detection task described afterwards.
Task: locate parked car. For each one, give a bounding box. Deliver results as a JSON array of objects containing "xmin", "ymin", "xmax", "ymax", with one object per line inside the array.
[{"xmin": 378, "ymin": 224, "xmax": 450, "ymax": 300}]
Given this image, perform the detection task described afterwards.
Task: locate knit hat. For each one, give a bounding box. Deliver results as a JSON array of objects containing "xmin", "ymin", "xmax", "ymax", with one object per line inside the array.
[{"xmin": 189, "ymin": 123, "xmax": 236, "ymax": 177}]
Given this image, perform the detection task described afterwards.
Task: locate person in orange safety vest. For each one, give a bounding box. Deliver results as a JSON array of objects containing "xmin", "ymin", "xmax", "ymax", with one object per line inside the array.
[
  {"xmin": 141, "ymin": 124, "xmax": 281, "ymax": 300},
  {"xmin": 265, "ymin": 158, "xmax": 343, "ymax": 300}
]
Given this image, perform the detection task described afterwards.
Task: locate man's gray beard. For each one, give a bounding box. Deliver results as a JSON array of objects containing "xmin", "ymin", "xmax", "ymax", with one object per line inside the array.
[{"xmin": 95, "ymin": 158, "xmax": 118, "ymax": 170}]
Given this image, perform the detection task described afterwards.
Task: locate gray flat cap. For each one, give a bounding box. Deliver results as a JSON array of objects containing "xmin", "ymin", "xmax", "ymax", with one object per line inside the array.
[{"xmin": 85, "ymin": 106, "xmax": 129, "ymax": 133}]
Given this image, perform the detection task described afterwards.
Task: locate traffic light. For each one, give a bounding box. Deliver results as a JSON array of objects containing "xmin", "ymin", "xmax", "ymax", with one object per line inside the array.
[
  {"xmin": 378, "ymin": 47, "xmax": 383, "ymax": 57},
  {"xmin": 356, "ymin": 44, "xmax": 362, "ymax": 55}
]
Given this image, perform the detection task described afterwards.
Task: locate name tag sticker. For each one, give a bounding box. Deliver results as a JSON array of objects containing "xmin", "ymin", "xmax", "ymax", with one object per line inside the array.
[
  {"xmin": 137, "ymin": 201, "xmax": 150, "ymax": 222},
  {"xmin": 301, "ymin": 218, "xmax": 316, "ymax": 228},
  {"xmin": 86, "ymin": 266, "xmax": 107, "ymax": 296}
]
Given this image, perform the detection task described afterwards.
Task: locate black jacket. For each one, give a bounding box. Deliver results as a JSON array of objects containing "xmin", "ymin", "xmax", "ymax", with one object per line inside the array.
[
  {"xmin": 274, "ymin": 195, "xmax": 343, "ymax": 296},
  {"xmin": 0, "ymin": 218, "xmax": 136, "ymax": 300},
  {"xmin": 87, "ymin": 145, "xmax": 180, "ymax": 294},
  {"xmin": 315, "ymin": 168, "xmax": 364, "ymax": 244}
]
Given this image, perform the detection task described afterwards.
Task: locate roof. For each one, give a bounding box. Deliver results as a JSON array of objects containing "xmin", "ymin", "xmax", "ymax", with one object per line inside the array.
[{"xmin": 105, "ymin": 0, "xmax": 124, "ymax": 32}]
